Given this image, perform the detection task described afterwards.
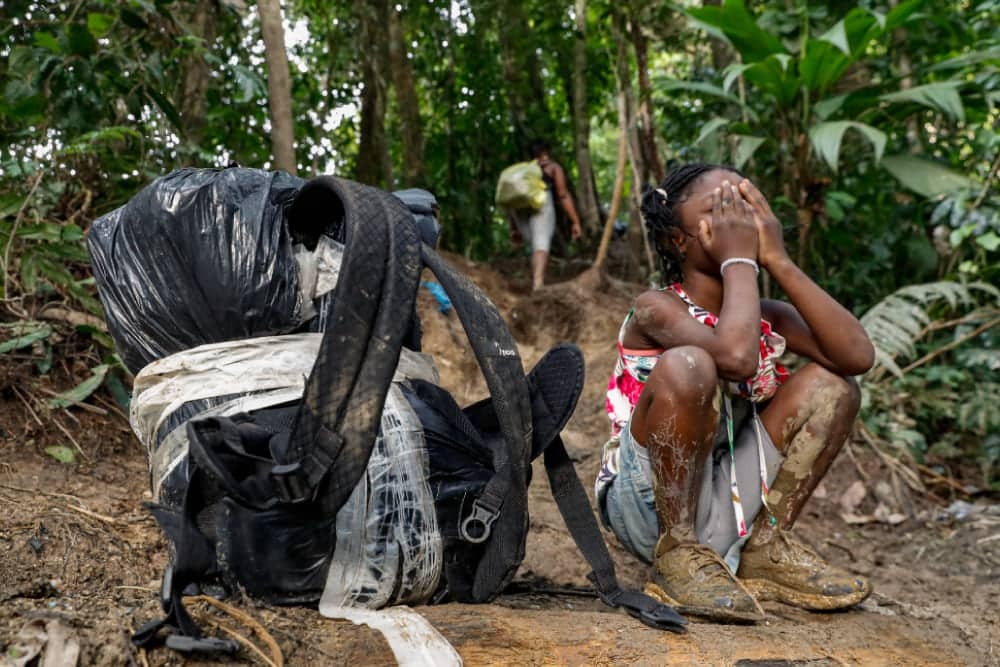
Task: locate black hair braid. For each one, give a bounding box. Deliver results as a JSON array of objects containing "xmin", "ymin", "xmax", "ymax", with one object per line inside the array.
[{"xmin": 641, "ymin": 162, "xmax": 743, "ymax": 284}]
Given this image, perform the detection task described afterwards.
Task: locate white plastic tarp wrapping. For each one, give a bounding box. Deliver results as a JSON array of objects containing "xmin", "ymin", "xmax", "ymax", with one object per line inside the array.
[{"xmin": 130, "ymin": 334, "xmax": 444, "ymax": 610}]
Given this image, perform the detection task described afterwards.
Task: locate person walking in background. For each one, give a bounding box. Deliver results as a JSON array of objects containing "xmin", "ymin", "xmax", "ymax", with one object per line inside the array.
[{"xmin": 506, "ymin": 140, "xmax": 583, "ymax": 290}]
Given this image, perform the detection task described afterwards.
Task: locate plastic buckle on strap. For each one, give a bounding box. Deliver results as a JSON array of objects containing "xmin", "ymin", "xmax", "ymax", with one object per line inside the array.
[
  {"xmin": 459, "ymin": 499, "xmax": 500, "ymax": 544},
  {"xmin": 270, "ymin": 462, "xmax": 311, "ymax": 504}
]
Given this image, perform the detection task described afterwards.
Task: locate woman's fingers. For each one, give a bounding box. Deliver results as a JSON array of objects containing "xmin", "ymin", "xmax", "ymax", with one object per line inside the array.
[
  {"xmin": 698, "ymin": 218, "xmax": 712, "ymax": 248},
  {"xmin": 739, "ymin": 179, "xmax": 769, "ymax": 212}
]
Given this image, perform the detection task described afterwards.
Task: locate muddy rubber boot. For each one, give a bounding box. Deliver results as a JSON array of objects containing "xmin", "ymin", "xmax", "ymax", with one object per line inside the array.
[
  {"xmin": 737, "ymin": 531, "xmax": 872, "ymax": 610},
  {"xmin": 643, "ymin": 536, "xmax": 764, "ymax": 623}
]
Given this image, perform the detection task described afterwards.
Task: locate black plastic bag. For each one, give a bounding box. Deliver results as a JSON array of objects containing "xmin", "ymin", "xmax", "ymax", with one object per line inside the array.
[{"xmin": 87, "ymin": 168, "xmax": 307, "ymax": 374}]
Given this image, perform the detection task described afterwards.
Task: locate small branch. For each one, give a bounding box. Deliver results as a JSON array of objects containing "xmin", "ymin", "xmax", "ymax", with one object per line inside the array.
[
  {"xmin": 36, "ymin": 304, "xmax": 108, "ymax": 332},
  {"xmin": 593, "ymin": 112, "xmax": 628, "ymax": 270},
  {"xmin": 204, "ymin": 618, "xmax": 279, "ymax": 667},
  {"xmin": 11, "ymin": 385, "xmax": 44, "ymax": 427},
  {"xmin": 93, "ymin": 394, "xmax": 129, "ymax": 424},
  {"xmin": 844, "ymin": 441, "xmax": 872, "ymax": 483},
  {"xmin": 186, "ymin": 595, "xmax": 284, "ymax": 667},
  {"xmin": 2, "ymin": 170, "xmax": 44, "ymax": 302},
  {"xmin": 972, "ymin": 149, "xmax": 1000, "ymax": 209},
  {"xmin": 895, "ymin": 317, "xmax": 1000, "ymax": 377},
  {"xmin": 857, "ymin": 424, "xmax": 924, "ymax": 492},
  {"xmin": 824, "ymin": 539, "xmax": 856, "ymax": 562},
  {"xmin": 923, "ymin": 309, "xmax": 1000, "ymax": 335},
  {"xmin": 63, "ymin": 503, "xmax": 121, "ymax": 526},
  {"xmin": 51, "ymin": 414, "xmax": 90, "ymax": 462},
  {"xmin": 36, "ymin": 387, "xmax": 109, "ymax": 416},
  {"xmin": 914, "ymin": 463, "xmax": 971, "ymax": 496},
  {"xmin": 0, "ymin": 482, "xmax": 87, "ymax": 503}
]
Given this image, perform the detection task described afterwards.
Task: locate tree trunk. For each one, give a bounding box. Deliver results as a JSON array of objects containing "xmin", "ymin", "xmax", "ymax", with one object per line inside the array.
[
  {"xmin": 571, "ymin": 0, "xmax": 601, "ymax": 237},
  {"xmin": 388, "ymin": 5, "xmax": 426, "ymax": 187},
  {"xmin": 629, "ymin": 9, "xmax": 664, "ymax": 184},
  {"xmin": 497, "ymin": 0, "xmax": 548, "ymax": 149},
  {"xmin": 613, "ymin": 9, "xmax": 656, "ymax": 280},
  {"xmin": 256, "ymin": 0, "xmax": 296, "ymax": 174},
  {"xmin": 356, "ymin": 0, "xmax": 392, "ymax": 187},
  {"xmin": 593, "ymin": 101, "xmax": 629, "ymax": 270},
  {"xmin": 178, "ymin": 0, "xmax": 219, "ymax": 146}
]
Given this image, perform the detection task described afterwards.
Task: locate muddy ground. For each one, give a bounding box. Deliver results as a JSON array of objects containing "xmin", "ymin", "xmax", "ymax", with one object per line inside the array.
[{"xmin": 1, "ymin": 255, "xmax": 998, "ymax": 666}]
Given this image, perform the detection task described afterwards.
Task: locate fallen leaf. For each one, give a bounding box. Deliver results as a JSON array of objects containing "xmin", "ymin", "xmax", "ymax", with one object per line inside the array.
[{"xmin": 839, "ymin": 480, "xmax": 867, "ymax": 514}]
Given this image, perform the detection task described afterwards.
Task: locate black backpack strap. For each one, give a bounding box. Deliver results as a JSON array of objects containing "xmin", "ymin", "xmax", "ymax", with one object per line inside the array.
[
  {"xmin": 420, "ymin": 245, "xmax": 533, "ymax": 602},
  {"xmin": 464, "ymin": 344, "xmax": 686, "ymax": 632},
  {"xmin": 274, "ymin": 177, "xmax": 422, "ymax": 514},
  {"xmin": 542, "ymin": 436, "xmax": 687, "ymax": 633}
]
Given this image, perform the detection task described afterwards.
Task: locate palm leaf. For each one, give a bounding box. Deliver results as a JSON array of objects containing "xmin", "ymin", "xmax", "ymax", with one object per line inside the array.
[{"xmin": 861, "ymin": 280, "xmax": 1000, "ymax": 377}]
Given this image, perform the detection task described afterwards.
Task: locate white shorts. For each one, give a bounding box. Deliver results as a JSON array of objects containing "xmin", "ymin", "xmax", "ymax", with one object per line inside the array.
[{"xmin": 509, "ymin": 192, "xmax": 555, "ymax": 252}]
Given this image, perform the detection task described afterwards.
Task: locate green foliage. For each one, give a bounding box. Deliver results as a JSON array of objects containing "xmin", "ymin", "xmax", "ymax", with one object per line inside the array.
[
  {"xmin": 0, "ymin": 0, "xmax": 996, "ymax": 481},
  {"xmin": 48, "ymin": 363, "xmax": 111, "ymax": 409},
  {"xmin": 861, "ymin": 280, "xmax": 1000, "ymax": 488}
]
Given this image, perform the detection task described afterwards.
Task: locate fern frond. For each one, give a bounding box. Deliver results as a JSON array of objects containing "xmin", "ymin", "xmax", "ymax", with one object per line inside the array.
[{"xmin": 861, "ymin": 280, "xmax": 1000, "ymax": 377}]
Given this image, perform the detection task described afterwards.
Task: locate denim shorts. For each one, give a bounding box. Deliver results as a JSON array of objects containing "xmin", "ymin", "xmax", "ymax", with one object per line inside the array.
[{"xmin": 600, "ymin": 399, "xmax": 783, "ymax": 569}]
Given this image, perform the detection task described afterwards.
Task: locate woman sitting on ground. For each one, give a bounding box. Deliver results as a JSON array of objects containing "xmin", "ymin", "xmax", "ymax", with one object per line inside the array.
[{"xmin": 596, "ymin": 162, "xmax": 875, "ymax": 622}]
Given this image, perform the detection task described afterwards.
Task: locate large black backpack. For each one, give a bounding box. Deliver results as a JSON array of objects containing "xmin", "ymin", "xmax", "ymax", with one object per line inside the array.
[{"xmin": 87, "ymin": 168, "xmax": 685, "ymax": 653}]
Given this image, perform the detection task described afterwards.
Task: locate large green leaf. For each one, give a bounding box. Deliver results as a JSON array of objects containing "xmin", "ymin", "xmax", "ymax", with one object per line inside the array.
[
  {"xmin": 883, "ymin": 0, "xmax": 926, "ymax": 31},
  {"xmin": 931, "ymin": 45, "xmax": 1000, "ymax": 71},
  {"xmin": 799, "ymin": 40, "xmax": 849, "ymax": 93},
  {"xmin": 652, "ymin": 79, "xmax": 759, "ymax": 120},
  {"xmin": 48, "ymin": 364, "xmax": 110, "ymax": 409},
  {"xmin": 880, "ymin": 81, "xmax": 965, "ymax": 122},
  {"xmin": 696, "ymin": 117, "xmax": 729, "ymax": 145},
  {"xmin": 881, "ymin": 155, "xmax": 974, "ymax": 197},
  {"xmin": 819, "ymin": 19, "xmax": 851, "ymax": 56},
  {"xmin": 732, "ymin": 135, "xmax": 765, "ymax": 169},
  {"xmin": 743, "ymin": 54, "xmax": 797, "ymax": 104},
  {"xmin": 802, "ymin": 7, "xmax": 889, "ymax": 93},
  {"xmin": 809, "ymin": 121, "xmax": 886, "ymax": 173},
  {"xmin": 687, "ymin": 0, "xmax": 786, "ymax": 64},
  {"xmin": 814, "ymin": 94, "xmax": 847, "ymax": 120},
  {"xmin": 0, "ymin": 323, "xmax": 53, "ymax": 354},
  {"xmin": 33, "ymin": 31, "xmax": 62, "ymax": 54},
  {"xmin": 87, "ymin": 12, "xmax": 115, "ymax": 38}
]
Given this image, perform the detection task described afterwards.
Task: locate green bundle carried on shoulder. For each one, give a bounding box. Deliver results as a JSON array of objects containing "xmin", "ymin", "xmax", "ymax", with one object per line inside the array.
[{"xmin": 495, "ymin": 160, "xmax": 547, "ymax": 211}]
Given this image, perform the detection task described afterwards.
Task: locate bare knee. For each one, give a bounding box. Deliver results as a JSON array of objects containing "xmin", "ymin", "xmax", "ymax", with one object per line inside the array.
[
  {"xmin": 645, "ymin": 346, "xmax": 718, "ymax": 407},
  {"xmin": 796, "ymin": 363, "xmax": 861, "ymax": 417}
]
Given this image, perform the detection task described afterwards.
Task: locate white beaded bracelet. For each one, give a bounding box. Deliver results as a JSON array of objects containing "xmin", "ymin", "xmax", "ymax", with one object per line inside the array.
[{"xmin": 720, "ymin": 257, "xmax": 759, "ymax": 276}]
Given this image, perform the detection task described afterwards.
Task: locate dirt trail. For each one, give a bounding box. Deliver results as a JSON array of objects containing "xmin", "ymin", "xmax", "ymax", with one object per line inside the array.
[{"xmin": 2, "ymin": 254, "xmax": 998, "ymax": 666}]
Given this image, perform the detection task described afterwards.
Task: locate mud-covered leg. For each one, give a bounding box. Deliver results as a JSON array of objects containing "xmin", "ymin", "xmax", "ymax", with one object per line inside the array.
[
  {"xmin": 630, "ymin": 346, "xmax": 718, "ymax": 544},
  {"xmin": 738, "ymin": 363, "xmax": 871, "ymax": 610},
  {"xmin": 631, "ymin": 346, "xmax": 763, "ymax": 622}
]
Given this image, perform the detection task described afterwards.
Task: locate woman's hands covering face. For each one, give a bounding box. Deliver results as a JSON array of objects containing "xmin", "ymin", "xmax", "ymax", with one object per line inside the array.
[
  {"xmin": 697, "ymin": 180, "xmax": 759, "ymax": 265},
  {"xmin": 739, "ymin": 179, "xmax": 788, "ymax": 269}
]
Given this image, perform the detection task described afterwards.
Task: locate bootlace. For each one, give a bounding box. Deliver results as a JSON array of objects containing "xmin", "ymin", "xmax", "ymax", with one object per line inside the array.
[
  {"xmin": 776, "ymin": 531, "xmax": 821, "ymax": 561},
  {"xmin": 683, "ymin": 543, "xmax": 739, "ymax": 585}
]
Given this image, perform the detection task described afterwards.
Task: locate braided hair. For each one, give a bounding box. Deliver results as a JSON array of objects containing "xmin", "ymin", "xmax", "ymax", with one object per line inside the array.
[{"xmin": 642, "ymin": 162, "xmax": 743, "ymax": 284}]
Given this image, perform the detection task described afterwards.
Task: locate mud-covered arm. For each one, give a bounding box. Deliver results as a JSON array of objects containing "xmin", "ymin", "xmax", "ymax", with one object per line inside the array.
[{"xmin": 632, "ymin": 269, "xmax": 761, "ymax": 381}]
